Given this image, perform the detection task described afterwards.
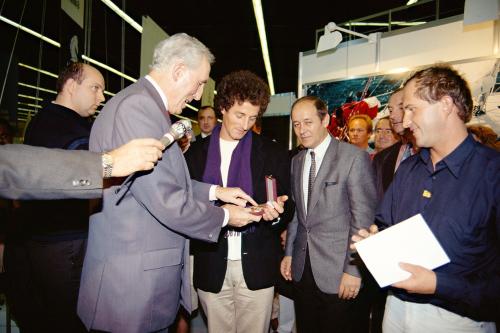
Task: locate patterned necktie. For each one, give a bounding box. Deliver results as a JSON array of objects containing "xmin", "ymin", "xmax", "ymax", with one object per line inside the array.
[{"xmin": 308, "ymin": 150, "xmax": 316, "ymax": 207}]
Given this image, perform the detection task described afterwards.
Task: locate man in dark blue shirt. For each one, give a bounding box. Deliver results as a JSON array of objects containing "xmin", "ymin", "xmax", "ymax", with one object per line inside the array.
[{"xmin": 354, "ymin": 65, "xmax": 499, "ymax": 332}]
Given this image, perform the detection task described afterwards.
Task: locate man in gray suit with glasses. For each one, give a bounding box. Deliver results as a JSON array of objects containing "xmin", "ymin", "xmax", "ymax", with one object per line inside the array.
[{"xmin": 281, "ymin": 96, "xmax": 376, "ymax": 332}]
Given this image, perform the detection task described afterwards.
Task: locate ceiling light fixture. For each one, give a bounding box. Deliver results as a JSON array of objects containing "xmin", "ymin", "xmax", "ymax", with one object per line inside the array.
[
  {"xmin": 18, "ymin": 63, "xmax": 58, "ymax": 78},
  {"xmin": 252, "ymin": 0, "xmax": 275, "ymax": 95},
  {"xmin": 317, "ymin": 22, "xmax": 382, "ymax": 72},
  {"xmin": 18, "ymin": 94, "xmax": 43, "ymax": 101},
  {"xmin": 18, "ymin": 82, "xmax": 57, "ymax": 94},
  {"xmin": 100, "ymin": 0, "xmax": 143, "ymax": 33},
  {"xmin": 0, "ymin": 15, "xmax": 61, "ymax": 47},
  {"xmin": 82, "ymin": 54, "xmax": 137, "ymax": 83},
  {"xmin": 17, "ymin": 107, "xmax": 37, "ymax": 113},
  {"xmin": 18, "ymin": 102, "xmax": 42, "ymax": 108},
  {"xmin": 317, "ymin": 22, "xmax": 379, "ymax": 53}
]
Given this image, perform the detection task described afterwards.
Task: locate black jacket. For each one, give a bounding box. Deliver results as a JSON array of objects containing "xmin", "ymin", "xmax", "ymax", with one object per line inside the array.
[
  {"xmin": 372, "ymin": 141, "xmax": 402, "ymax": 200},
  {"xmin": 184, "ymin": 133, "xmax": 294, "ymax": 292},
  {"xmin": 18, "ymin": 103, "xmax": 92, "ymax": 238}
]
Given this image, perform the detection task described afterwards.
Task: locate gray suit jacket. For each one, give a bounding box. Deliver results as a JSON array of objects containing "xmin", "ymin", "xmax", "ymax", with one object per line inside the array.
[
  {"xmin": 77, "ymin": 77, "xmax": 224, "ymax": 333},
  {"xmin": 285, "ymin": 138, "xmax": 376, "ymax": 294},
  {"xmin": 0, "ymin": 144, "xmax": 102, "ymax": 200}
]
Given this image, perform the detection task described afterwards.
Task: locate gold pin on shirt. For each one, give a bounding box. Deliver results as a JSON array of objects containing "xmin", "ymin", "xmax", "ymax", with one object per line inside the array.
[{"xmin": 422, "ymin": 190, "xmax": 432, "ymax": 198}]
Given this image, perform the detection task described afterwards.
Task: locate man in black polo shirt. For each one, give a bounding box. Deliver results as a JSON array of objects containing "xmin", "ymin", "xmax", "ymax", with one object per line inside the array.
[{"xmin": 6, "ymin": 62, "xmax": 105, "ymax": 332}]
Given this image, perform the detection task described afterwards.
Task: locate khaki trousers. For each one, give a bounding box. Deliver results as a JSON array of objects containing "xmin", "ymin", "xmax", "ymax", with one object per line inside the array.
[{"xmin": 198, "ymin": 260, "xmax": 274, "ymax": 333}]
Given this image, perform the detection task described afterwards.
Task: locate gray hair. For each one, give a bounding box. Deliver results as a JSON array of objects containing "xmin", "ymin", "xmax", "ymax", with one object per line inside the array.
[{"xmin": 150, "ymin": 33, "xmax": 215, "ymax": 71}]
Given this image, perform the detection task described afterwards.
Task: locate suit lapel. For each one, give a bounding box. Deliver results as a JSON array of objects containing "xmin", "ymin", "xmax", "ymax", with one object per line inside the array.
[
  {"xmin": 383, "ymin": 141, "xmax": 402, "ymax": 185},
  {"xmin": 294, "ymin": 150, "xmax": 307, "ymax": 222},
  {"xmin": 307, "ymin": 138, "xmax": 337, "ymax": 215}
]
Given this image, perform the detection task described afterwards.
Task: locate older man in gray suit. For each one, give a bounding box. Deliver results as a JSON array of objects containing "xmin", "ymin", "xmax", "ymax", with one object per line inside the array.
[
  {"xmin": 77, "ymin": 33, "xmax": 262, "ymax": 333},
  {"xmin": 281, "ymin": 96, "xmax": 376, "ymax": 332}
]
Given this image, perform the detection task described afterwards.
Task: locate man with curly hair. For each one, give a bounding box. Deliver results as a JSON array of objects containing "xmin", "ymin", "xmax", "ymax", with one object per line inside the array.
[{"xmin": 185, "ymin": 70, "xmax": 294, "ymax": 333}]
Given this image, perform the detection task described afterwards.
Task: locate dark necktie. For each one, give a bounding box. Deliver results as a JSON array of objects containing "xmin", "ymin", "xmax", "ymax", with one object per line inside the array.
[{"xmin": 308, "ymin": 150, "xmax": 316, "ymax": 207}]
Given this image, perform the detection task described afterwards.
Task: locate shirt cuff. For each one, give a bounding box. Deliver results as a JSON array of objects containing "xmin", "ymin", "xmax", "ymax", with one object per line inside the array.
[
  {"xmin": 222, "ymin": 208, "xmax": 229, "ymax": 227},
  {"xmin": 209, "ymin": 185, "xmax": 218, "ymax": 201}
]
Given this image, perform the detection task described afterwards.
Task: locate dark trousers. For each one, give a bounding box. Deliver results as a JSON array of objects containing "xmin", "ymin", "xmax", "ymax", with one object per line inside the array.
[
  {"xmin": 294, "ymin": 251, "xmax": 359, "ymax": 333},
  {"xmin": 360, "ymin": 268, "xmax": 387, "ymax": 333},
  {"xmin": 5, "ymin": 238, "xmax": 88, "ymax": 333}
]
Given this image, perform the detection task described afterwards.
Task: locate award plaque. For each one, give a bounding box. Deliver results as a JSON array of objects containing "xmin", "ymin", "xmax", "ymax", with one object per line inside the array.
[{"xmin": 265, "ymin": 175, "xmax": 277, "ymax": 202}]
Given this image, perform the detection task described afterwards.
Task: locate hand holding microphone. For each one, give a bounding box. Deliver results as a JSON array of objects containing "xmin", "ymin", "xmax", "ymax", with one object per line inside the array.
[
  {"xmin": 119, "ymin": 119, "xmax": 193, "ymax": 189},
  {"xmin": 160, "ymin": 119, "xmax": 192, "ymax": 147}
]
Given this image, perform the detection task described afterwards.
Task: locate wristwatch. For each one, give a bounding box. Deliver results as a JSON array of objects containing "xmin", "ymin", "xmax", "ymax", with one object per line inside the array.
[{"xmin": 102, "ymin": 152, "xmax": 113, "ymax": 178}]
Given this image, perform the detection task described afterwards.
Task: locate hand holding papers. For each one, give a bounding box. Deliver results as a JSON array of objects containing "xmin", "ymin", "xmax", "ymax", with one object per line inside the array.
[{"xmin": 354, "ymin": 214, "xmax": 450, "ymax": 288}]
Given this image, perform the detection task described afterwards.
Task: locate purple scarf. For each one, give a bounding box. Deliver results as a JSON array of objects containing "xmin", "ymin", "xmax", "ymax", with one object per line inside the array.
[{"xmin": 202, "ymin": 125, "xmax": 253, "ymax": 198}]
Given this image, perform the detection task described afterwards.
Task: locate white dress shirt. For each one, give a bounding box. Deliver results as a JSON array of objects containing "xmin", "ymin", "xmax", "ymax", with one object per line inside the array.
[
  {"xmin": 302, "ymin": 135, "xmax": 331, "ymax": 214},
  {"xmin": 219, "ymin": 138, "xmax": 242, "ymax": 260}
]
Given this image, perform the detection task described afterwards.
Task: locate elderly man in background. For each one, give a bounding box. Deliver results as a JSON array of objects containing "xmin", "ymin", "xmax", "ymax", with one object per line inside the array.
[
  {"xmin": 373, "ymin": 116, "xmax": 399, "ymax": 154},
  {"xmin": 372, "ymin": 89, "xmax": 417, "ymax": 198}
]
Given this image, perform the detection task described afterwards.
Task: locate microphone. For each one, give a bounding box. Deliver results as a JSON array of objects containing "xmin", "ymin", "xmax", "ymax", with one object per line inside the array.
[
  {"xmin": 116, "ymin": 119, "xmax": 193, "ymax": 198},
  {"xmin": 160, "ymin": 119, "xmax": 192, "ymax": 147}
]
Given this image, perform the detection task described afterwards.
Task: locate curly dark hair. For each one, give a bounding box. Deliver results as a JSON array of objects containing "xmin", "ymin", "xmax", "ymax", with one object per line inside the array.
[
  {"xmin": 214, "ymin": 70, "xmax": 270, "ymax": 117},
  {"xmin": 404, "ymin": 64, "xmax": 473, "ymax": 122},
  {"xmin": 56, "ymin": 62, "xmax": 85, "ymax": 93}
]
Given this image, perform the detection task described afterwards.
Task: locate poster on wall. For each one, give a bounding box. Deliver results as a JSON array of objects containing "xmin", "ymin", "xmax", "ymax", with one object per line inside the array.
[{"xmin": 304, "ymin": 58, "xmax": 500, "ymax": 137}]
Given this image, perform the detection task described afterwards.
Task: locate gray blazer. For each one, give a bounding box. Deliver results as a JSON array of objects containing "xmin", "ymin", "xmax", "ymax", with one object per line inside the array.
[
  {"xmin": 0, "ymin": 144, "xmax": 102, "ymax": 200},
  {"xmin": 77, "ymin": 78, "xmax": 225, "ymax": 333},
  {"xmin": 285, "ymin": 138, "xmax": 376, "ymax": 294}
]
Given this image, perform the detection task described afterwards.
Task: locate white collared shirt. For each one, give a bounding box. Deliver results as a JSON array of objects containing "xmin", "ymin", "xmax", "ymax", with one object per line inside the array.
[
  {"xmin": 302, "ymin": 135, "xmax": 331, "ymax": 214},
  {"xmin": 145, "ymin": 75, "xmax": 169, "ymax": 111}
]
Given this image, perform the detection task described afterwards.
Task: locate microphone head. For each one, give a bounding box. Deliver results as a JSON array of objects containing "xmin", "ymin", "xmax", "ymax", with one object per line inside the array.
[
  {"xmin": 170, "ymin": 119, "xmax": 193, "ymax": 140},
  {"xmin": 179, "ymin": 119, "xmax": 192, "ymax": 132}
]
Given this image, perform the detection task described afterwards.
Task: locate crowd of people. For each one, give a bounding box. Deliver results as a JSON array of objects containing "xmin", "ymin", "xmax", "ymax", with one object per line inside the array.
[{"xmin": 0, "ymin": 32, "xmax": 499, "ymax": 333}]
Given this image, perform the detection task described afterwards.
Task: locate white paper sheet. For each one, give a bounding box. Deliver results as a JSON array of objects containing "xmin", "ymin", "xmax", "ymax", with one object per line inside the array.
[{"xmin": 354, "ymin": 214, "xmax": 450, "ymax": 288}]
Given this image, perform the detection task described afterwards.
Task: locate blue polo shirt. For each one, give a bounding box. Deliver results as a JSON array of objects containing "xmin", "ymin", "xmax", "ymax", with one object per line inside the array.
[{"xmin": 376, "ymin": 134, "xmax": 500, "ymax": 321}]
